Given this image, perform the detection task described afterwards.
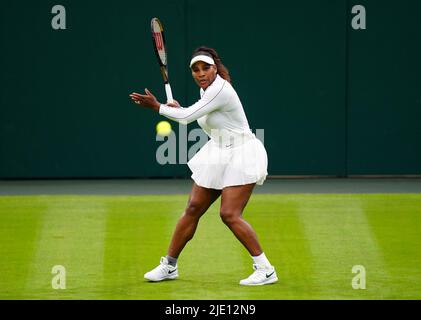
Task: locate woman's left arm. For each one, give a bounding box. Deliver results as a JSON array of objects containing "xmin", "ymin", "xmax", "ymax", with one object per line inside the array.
[{"xmin": 129, "ymin": 89, "xmax": 181, "ymax": 111}]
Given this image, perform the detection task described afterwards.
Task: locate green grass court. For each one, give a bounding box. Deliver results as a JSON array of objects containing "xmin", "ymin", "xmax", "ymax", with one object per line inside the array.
[{"xmin": 1, "ymin": 192, "xmax": 420, "ymax": 299}]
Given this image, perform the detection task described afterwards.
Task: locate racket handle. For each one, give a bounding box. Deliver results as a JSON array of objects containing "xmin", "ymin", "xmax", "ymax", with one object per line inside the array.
[{"xmin": 165, "ymin": 83, "xmax": 174, "ymax": 103}]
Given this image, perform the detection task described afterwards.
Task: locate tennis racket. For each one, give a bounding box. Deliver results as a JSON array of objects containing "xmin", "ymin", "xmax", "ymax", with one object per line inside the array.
[{"xmin": 151, "ymin": 17, "xmax": 173, "ymax": 103}]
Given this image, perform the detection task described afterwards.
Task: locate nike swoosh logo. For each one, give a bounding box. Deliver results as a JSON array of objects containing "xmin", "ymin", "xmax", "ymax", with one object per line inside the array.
[
  {"xmin": 168, "ymin": 269, "xmax": 177, "ymax": 274},
  {"xmin": 266, "ymin": 271, "xmax": 275, "ymax": 278}
]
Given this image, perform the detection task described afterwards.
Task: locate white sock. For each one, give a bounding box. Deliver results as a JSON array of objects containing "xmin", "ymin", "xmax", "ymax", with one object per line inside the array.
[{"xmin": 252, "ymin": 252, "xmax": 271, "ymax": 268}]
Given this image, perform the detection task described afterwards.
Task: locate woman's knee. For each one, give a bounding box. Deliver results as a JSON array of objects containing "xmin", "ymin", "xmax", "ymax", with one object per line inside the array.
[
  {"xmin": 220, "ymin": 208, "xmax": 241, "ymax": 225},
  {"xmin": 185, "ymin": 198, "xmax": 206, "ymax": 217}
]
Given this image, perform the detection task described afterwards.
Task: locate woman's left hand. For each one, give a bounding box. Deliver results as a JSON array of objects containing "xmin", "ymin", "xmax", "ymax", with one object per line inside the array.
[{"xmin": 129, "ymin": 88, "xmax": 160, "ymax": 111}]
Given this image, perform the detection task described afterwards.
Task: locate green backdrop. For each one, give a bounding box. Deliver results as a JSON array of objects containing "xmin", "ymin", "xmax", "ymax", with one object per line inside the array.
[{"xmin": 1, "ymin": 0, "xmax": 420, "ymax": 178}]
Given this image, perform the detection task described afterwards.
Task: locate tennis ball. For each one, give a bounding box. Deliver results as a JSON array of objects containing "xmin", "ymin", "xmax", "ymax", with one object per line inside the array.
[{"xmin": 156, "ymin": 120, "xmax": 172, "ymax": 137}]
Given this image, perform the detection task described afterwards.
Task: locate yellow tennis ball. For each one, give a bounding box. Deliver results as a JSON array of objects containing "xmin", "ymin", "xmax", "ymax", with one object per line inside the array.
[{"xmin": 156, "ymin": 120, "xmax": 172, "ymax": 137}]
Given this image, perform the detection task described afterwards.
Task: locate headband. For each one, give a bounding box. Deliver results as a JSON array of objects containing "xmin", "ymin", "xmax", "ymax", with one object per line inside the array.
[{"xmin": 189, "ymin": 55, "xmax": 215, "ymax": 68}]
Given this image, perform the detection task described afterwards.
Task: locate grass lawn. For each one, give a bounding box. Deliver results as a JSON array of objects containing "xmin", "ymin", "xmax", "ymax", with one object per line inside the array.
[{"xmin": 0, "ymin": 194, "xmax": 420, "ymax": 299}]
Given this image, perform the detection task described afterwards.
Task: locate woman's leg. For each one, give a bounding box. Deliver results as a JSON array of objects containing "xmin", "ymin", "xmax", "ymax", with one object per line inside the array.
[
  {"xmin": 220, "ymin": 183, "xmax": 277, "ymax": 285},
  {"xmin": 145, "ymin": 182, "xmax": 221, "ymax": 281},
  {"xmin": 219, "ymin": 183, "xmax": 262, "ymax": 256},
  {"xmin": 167, "ymin": 182, "xmax": 221, "ymax": 258}
]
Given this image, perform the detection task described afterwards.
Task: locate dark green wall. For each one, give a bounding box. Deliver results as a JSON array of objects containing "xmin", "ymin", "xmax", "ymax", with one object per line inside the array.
[
  {"xmin": 347, "ymin": 0, "xmax": 421, "ymax": 174},
  {"xmin": 0, "ymin": 0, "xmax": 420, "ymax": 178}
]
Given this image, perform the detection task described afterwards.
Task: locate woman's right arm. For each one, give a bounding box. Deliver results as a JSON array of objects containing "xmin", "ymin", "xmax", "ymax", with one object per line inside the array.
[{"xmin": 159, "ymin": 81, "xmax": 228, "ymax": 125}]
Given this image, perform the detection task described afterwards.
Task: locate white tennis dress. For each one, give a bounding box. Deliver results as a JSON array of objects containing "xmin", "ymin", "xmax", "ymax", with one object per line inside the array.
[{"xmin": 159, "ymin": 74, "xmax": 268, "ymax": 189}]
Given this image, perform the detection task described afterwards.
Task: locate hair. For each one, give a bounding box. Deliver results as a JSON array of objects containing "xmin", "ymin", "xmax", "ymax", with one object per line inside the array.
[{"xmin": 191, "ymin": 46, "xmax": 232, "ymax": 84}]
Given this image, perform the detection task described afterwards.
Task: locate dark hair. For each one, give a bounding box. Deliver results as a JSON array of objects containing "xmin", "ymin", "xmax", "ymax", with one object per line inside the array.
[{"xmin": 192, "ymin": 46, "xmax": 232, "ymax": 83}]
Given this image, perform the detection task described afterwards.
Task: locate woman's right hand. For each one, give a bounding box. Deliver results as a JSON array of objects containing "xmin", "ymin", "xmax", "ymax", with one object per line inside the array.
[{"xmin": 166, "ymin": 100, "xmax": 181, "ymax": 108}]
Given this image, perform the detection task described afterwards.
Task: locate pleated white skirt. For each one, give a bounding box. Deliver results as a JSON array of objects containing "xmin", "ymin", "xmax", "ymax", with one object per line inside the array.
[{"xmin": 187, "ymin": 135, "xmax": 268, "ymax": 190}]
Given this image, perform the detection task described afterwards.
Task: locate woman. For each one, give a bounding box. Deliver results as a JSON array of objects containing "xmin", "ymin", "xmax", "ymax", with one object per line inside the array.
[{"xmin": 129, "ymin": 47, "xmax": 277, "ymax": 286}]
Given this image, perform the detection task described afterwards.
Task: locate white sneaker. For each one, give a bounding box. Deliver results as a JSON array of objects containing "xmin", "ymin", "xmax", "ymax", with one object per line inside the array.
[
  {"xmin": 239, "ymin": 264, "xmax": 278, "ymax": 286},
  {"xmin": 144, "ymin": 257, "xmax": 178, "ymax": 282}
]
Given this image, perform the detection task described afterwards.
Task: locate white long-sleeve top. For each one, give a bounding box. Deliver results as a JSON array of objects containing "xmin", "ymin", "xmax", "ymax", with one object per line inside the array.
[{"xmin": 159, "ymin": 74, "xmax": 253, "ymax": 143}]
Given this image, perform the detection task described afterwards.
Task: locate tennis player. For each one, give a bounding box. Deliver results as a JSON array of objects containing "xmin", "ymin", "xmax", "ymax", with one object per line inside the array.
[{"xmin": 129, "ymin": 47, "xmax": 277, "ymax": 286}]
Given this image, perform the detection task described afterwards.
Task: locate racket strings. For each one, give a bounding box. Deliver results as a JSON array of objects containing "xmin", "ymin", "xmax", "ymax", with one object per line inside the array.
[{"xmin": 153, "ymin": 32, "xmax": 167, "ymax": 64}]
